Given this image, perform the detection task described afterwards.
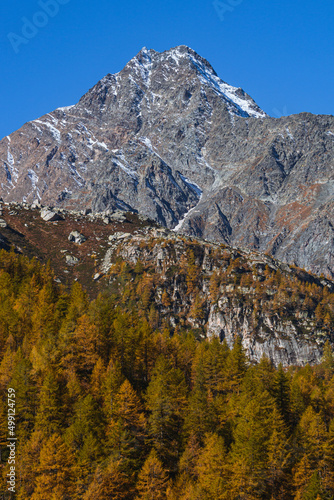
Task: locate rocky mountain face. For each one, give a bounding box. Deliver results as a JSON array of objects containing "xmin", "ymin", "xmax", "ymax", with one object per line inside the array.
[
  {"xmin": 0, "ymin": 200, "xmax": 333, "ymax": 367},
  {"xmin": 1, "ymin": 45, "xmax": 334, "ymax": 276},
  {"xmin": 102, "ymin": 225, "xmax": 334, "ymax": 367}
]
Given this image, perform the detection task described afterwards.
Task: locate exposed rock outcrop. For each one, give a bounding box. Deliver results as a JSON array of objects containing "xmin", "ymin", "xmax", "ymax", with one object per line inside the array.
[
  {"xmin": 40, "ymin": 209, "xmax": 63, "ymax": 222},
  {"xmin": 68, "ymin": 230, "xmax": 86, "ymax": 244},
  {"xmin": 65, "ymin": 254, "xmax": 79, "ymax": 265},
  {"xmin": 101, "ymin": 227, "xmax": 333, "ymax": 367}
]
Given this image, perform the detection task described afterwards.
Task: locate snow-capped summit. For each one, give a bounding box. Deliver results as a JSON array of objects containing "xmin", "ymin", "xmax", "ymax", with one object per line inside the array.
[{"xmin": 124, "ymin": 45, "xmax": 266, "ymax": 118}]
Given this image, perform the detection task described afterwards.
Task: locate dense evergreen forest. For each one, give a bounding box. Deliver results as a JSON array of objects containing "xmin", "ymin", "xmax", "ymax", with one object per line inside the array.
[{"xmin": 1, "ymin": 249, "xmax": 334, "ymax": 499}]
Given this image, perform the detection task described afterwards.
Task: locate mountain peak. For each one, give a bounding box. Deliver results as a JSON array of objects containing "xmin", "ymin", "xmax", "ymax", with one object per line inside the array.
[
  {"xmin": 3, "ymin": 46, "xmax": 334, "ymax": 279},
  {"xmin": 122, "ymin": 45, "xmax": 266, "ymax": 119}
]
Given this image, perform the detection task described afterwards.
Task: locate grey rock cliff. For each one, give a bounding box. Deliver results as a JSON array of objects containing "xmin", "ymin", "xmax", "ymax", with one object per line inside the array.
[{"xmin": 101, "ymin": 227, "xmax": 332, "ymax": 367}]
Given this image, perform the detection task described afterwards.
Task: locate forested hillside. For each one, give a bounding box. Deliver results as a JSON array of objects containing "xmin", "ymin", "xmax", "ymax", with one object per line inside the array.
[{"xmin": 1, "ymin": 250, "xmax": 334, "ymax": 499}]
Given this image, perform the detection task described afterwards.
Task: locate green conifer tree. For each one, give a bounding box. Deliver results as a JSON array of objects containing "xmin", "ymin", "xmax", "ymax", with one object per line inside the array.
[
  {"xmin": 195, "ymin": 433, "xmax": 228, "ymax": 500},
  {"xmin": 136, "ymin": 450, "xmax": 169, "ymax": 500},
  {"xmin": 83, "ymin": 459, "xmax": 134, "ymax": 500},
  {"xmin": 146, "ymin": 357, "xmax": 187, "ymax": 470},
  {"xmin": 34, "ymin": 370, "xmax": 62, "ymax": 436},
  {"xmin": 108, "ymin": 379, "xmax": 148, "ymax": 475},
  {"xmin": 31, "ymin": 434, "xmax": 75, "ymax": 500}
]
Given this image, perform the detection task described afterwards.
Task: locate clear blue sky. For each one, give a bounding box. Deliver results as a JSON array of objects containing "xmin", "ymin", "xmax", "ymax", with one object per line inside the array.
[{"xmin": 0, "ymin": 0, "xmax": 333, "ymax": 140}]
